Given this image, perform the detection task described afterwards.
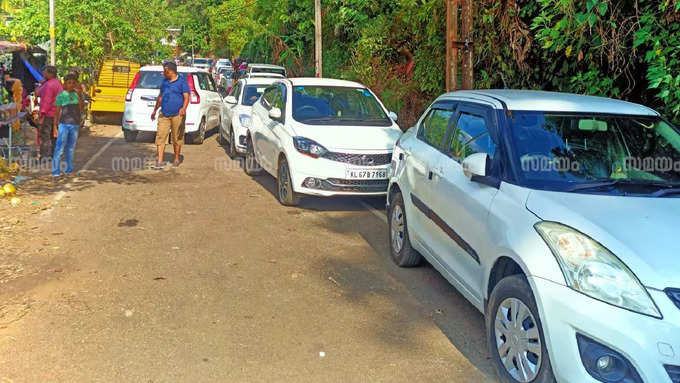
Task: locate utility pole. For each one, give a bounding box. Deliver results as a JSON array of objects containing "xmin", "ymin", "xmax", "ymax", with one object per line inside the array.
[
  {"xmin": 49, "ymin": 0, "xmax": 55, "ymax": 65},
  {"xmin": 314, "ymin": 0, "xmax": 322, "ymax": 77},
  {"xmin": 445, "ymin": 0, "xmax": 473, "ymax": 91}
]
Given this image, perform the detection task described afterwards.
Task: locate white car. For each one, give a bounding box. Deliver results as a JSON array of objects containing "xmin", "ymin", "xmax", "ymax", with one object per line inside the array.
[
  {"xmin": 246, "ymin": 63, "xmax": 286, "ymax": 78},
  {"xmin": 122, "ymin": 65, "xmax": 223, "ymax": 144},
  {"xmin": 246, "ymin": 78, "xmax": 401, "ymax": 206},
  {"xmin": 388, "ymin": 89, "xmax": 680, "ymax": 383},
  {"xmin": 192, "ymin": 58, "xmax": 211, "ymax": 71},
  {"xmin": 218, "ymin": 77, "xmax": 280, "ymax": 157}
]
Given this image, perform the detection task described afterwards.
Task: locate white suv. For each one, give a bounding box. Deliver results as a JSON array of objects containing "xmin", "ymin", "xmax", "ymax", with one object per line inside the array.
[
  {"xmin": 122, "ymin": 66, "xmax": 223, "ymax": 144},
  {"xmin": 246, "ymin": 78, "xmax": 402, "ymax": 206},
  {"xmin": 388, "ymin": 89, "xmax": 680, "ymax": 383},
  {"xmin": 218, "ymin": 77, "xmax": 280, "ymax": 157}
]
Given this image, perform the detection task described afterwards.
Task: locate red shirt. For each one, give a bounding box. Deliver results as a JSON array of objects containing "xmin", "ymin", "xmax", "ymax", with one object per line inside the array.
[{"xmin": 35, "ymin": 78, "xmax": 63, "ymax": 118}]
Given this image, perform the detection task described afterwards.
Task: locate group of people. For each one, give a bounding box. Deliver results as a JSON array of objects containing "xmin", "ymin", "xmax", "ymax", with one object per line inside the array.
[{"xmin": 34, "ymin": 65, "xmax": 84, "ymax": 177}]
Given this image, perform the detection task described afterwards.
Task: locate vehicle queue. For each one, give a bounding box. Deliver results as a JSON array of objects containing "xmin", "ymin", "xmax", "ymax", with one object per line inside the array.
[{"xmin": 121, "ymin": 63, "xmax": 680, "ymax": 383}]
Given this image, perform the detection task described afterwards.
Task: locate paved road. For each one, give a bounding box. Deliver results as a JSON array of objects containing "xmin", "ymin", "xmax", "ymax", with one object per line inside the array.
[{"xmin": 0, "ymin": 124, "xmax": 498, "ymax": 382}]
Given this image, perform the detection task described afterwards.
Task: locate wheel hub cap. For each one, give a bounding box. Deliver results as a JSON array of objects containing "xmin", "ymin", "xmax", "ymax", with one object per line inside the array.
[
  {"xmin": 390, "ymin": 205, "xmax": 405, "ymax": 253},
  {"xmin": 494, "ymin": 297, "xmax": 542, "ymax": 382}
]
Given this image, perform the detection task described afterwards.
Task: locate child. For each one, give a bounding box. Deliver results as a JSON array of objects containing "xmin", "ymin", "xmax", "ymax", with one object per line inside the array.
[{"xmin": 52, "ymin": 74, "xmax": 83, "ymax": 177}]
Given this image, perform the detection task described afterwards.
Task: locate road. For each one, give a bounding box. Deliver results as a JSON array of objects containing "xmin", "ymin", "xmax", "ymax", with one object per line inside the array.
[{"xmin": 0, "ymin": 124, "xmax": 498, "ymax": 382}]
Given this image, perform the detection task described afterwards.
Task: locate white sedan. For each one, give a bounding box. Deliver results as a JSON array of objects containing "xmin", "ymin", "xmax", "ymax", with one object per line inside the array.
[
  {"xmin": 245, "ymin": 78, "xmax": 402, "ymax": 206},
  {"xmin": 218, "ymin": 77, "xmax": 279, "ymax": 157}
]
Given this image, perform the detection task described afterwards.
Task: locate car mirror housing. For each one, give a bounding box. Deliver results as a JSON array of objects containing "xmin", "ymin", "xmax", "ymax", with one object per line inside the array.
[
  {"xmin": 225, "ymin": 95, "xmax": 238, "ymax": 105},
  {"xmin": 388, "ymin": 111, "xmax": 398, "ymax": 122},
  {"xmin": 269, "ymin": 107, "xmax": 282, "ymax": 121},
  {"xmin": 462, "ymin": 153, "xmax": 488, "ymax": 179}
]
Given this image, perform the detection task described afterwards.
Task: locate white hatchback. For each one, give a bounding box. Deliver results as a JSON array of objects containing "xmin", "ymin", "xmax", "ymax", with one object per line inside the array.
[
  {"xmin": 122, "ymin": 66, "xmax": 223, "ymax": 144},
  {"xmin": 245, "ymin": 78, "xmax": 402, "ymax": 206},
  {"xmin": 388, "ymin": 89, "xmax": 680, "ymax": 383},
  {"xmin": 218, "ymin": 77, "xmax": 280, "ymax": 157}
]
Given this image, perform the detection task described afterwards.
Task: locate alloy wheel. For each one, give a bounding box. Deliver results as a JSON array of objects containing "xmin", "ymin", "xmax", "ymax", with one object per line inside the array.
[
  {"xmin": 390, "ymin": 204, "xmax": 405, "ymax": 253},
  {"xmin": 494, "ymin": 297, "xmax": 542, "ymax": 382}
]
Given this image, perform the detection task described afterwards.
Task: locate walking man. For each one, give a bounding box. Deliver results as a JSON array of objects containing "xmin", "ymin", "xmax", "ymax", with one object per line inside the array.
[
  {"xmin": 35, "ymin": 66, "xmax": 63, "ymax": 159},
  {"xmin": 150, "ymin": 62, "xmax": 189, "ymax": 168}
]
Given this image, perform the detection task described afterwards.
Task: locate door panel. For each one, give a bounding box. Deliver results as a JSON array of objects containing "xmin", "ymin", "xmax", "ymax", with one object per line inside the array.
[{"xmin": 429, "ymin": 107, "xmax": 499, "ymax": 303}]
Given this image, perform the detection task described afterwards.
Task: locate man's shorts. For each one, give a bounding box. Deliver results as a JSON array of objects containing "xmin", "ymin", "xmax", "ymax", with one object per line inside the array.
[{"xmin": 156, "ymin": 114, "xmax": 185, "ymax": 145}]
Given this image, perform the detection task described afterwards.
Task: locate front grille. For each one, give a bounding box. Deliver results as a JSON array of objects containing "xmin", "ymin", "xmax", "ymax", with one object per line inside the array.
[
  {"xmin": 666, "ymin": 288, "xmax": 680, "ymax": 310},
  {"xmin": 322, "ymin": 152, "xmax": 391, "ymax": 166},
  {"xmin": 665, "ymin": 364, "xmax": 680, "ymax": 383},
  {"xmin": 309, "ymin": 178, "xmax": 388, "ymax": 193}
]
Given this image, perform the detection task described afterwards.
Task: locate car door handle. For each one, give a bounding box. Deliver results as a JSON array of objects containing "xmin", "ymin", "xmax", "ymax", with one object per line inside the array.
[{"xmin": 429, "ymin": 167, "xmax": 444, "ymax": 180}]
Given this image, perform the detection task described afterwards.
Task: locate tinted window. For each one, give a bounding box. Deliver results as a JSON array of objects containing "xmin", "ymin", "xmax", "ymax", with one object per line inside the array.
[
  {"xmin": 449, "ymin": 113, "xmax": 496, "ymax": 159},
  {"xmin": 251, "ymin": 67, "xmax": 286, "ymax": 76},
  {"xmin": 137, "ymin": 72, "xmax": 164, "ymax": 89},
  {"xmin": 291, "ymin": 86, "xmax": 390, "ymax": 126},
  {"xmin": 197, "ymin": 73, "xmax": 215, "ymax": 91},
  {"xmin": 242, "ymin": 85, "xmax": 267, "ymax": 106},
  {"xmin": 418, "ymin": 109, "xmax": 453, "ymax": 148},
  {"xmin": 230, "ymin": 82, "xmax": 241, "ymax": 99}
]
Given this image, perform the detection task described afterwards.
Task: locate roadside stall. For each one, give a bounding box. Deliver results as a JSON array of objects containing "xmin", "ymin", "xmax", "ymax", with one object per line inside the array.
[{"xmin": 0, "ymin": 42, "xmax": 46, "ymax": 165}]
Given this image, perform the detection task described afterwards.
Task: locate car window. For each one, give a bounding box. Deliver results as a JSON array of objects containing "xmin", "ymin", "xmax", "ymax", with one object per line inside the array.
[
  {"xmin": 230, "ymin": 82, "xmax": 241, "ymax": 99},
  {"xmin": 449, "ymin": 112, "xmax": 496, "ymax": 159},
  {"xmin": 137, "ymin": 71, "xmax": 164, "ymax": 89},
  {"xmin": 242, "ymin": 85, "xmax": 267, "ymax": 106},
  {"xmin": 261, "ymin": 87, "xmax": 276, "ymax": 109},
  {"xmin": 418, "ymin": 109, "xmax": 453, "ymax": 149},
  {"xmin": 196, "ymin": 73, "xmax": 215, "ymax": 92}
]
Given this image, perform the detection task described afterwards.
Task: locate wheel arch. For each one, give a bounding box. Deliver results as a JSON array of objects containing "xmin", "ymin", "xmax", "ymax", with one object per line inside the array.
[{"xmin": 485, "ymin": 255, "xmax": 528, "ymax": 311}]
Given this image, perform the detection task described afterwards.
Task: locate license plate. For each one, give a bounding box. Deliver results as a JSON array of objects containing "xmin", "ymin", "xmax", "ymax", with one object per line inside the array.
[{"xmin": 345, "ymin": 168, "xmax": 387, "ymax": 180}]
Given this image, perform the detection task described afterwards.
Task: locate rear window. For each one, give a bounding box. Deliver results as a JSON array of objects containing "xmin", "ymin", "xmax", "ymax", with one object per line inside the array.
[
  {"xmin": 193, "ymin": 59, "xmax": 209, "ymax": 65},
  {"xmin": 137, "ymin": 72, "xmax": 190, "ymax": 90},
  {"xmin": 251, "ymin": 67, "xmax": 286, "ymax": 76}
]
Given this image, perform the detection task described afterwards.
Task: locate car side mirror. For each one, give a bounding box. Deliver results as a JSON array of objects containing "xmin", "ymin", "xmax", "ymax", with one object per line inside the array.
[
  {"xmin": 462, "ymin": 153, "xmax": 488, "ymax": 179},
  {"xmin": 388, "ymin": 111, "xmax": 398, "ymax": 122},
  {"xmin": 268, "ymin": 107, "xmax": 282, "ymax": 121},
  {"xmin": 225, "ymin": 95, "xmax": 237, "ymax": 105}
]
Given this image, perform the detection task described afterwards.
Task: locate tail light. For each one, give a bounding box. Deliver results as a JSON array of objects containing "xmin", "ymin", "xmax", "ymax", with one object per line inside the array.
[
  {"xmin": 186, "ymin": 74, "xmax": 200, "ymax": 104},
  {"xmin": 125, "ymin": 72, "xmax": 140, "ymax": 102}
]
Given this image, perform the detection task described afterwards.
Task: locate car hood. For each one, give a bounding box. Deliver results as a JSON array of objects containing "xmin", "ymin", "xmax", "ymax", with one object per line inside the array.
[
  {"xmin": 290, "ymin": 123, "xmax": 402, "ymax": 151},
  {"xmin": 526, "ymin": 190, "xmax": 680, "ymax": 289}
]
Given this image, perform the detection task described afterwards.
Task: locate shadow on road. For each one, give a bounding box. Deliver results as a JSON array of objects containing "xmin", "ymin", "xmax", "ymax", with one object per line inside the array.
[{"xmin": 316, "ymin": 211, "xmax": 497, "ymax": 380}]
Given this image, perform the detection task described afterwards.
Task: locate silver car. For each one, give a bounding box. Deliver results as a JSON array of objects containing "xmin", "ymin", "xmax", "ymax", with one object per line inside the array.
[{"xmin": 388, "ymin": 89, "xmax": 680, "ymax": 383}]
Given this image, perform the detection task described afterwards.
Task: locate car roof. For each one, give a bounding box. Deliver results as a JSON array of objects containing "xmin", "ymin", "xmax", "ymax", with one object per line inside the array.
[
  {"xmin": 285, "ymin": 77, "xmax": 367, "ymax": 88},
  {"xmin": 439, "ymin": 89, "xmax": 658, "ymax": 116},
  {"xmin": 140, "ymin": 65, "xmax": 208, "ymax": 74},
  {"xmin": 247, "ymin": 63, "xmax": 285, "ymax": 70},
  {"xmin": 241, "ymin": 78, "xmax": 282, "ymax": 86}
]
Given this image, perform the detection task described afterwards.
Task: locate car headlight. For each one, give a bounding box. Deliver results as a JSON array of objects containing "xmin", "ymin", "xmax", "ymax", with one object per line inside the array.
[
  {"xmin": 535, "ymin": 221, "xmax": 661, "ymax": 318},
  {"xmin": 239, "ymin": 114, "xmax": 251, "ymax": 128},
  {"xmin": 293, "ymin": 136, "xmax": 327, "ymax": 158}
]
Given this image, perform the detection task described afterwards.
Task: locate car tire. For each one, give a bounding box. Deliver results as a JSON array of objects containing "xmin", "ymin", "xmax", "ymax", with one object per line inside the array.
[
  {"xmin": 226, "ymin": 127, "xmax": 237, "ymax": 159},
  {"xmin": 192, "ymin": 119, "xmax": 206, "ymax": 145},
  {"xmin": 244, "ymin": 136, "xmax": 263, "ymax": 176},
  {"xmin": 388, "ymin": 191, "xmax": 422, "ymax": 267},
  {"xmin": 487, "ymin": 275, "xmax": 556, "ymax": 383},
  {"xmin": 217, "ymin": 126, "xmax": 227, "ymax": 146},
  {"xmin": 277, "ymin": 156, "xmax": 301, "ymax": 206},
  {"xmin": 123, "ymin": 130, "xmax": 137, "ymax": 143}
]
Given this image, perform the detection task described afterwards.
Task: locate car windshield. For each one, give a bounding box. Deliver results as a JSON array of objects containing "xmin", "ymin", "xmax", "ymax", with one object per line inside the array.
[
  {"xmin": 509, "ymin": 112, "xmax": 680, "ymax": 192},
  {"xmin": 251, "ymin": 67, "xmax": 285, "ymax": 76},
  {"xmin": 292, "ymin": 86, "xmax": 391, "ymax": 126},
  {"xmin": 242, "ymin": 85, "xmax": 266, "ymax": 106},
  {"xmin": 193, "ymin": 59, "xmax": 208, "ymax": 65}
]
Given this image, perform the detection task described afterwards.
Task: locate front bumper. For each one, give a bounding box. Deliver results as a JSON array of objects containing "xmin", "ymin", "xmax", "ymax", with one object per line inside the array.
[
  {"xmin": 531, "ymin": 276, "xmax": 680, "ymax": 383},
  {"xmin": 289, "ymin": 150, "xmax": 390, "ymax": 197}
]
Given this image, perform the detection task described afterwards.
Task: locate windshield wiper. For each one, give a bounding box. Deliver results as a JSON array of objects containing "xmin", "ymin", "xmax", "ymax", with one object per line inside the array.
[
  {"xmin": 650, "ymin": 188, "xmax": 680, "ymax": 197},
  {"xmin": 567, "ymin": 179, "xmax": 674, "ymax": 192},
  {"xmin": 300, "ymin": 117, "xmax": 338, "ymax": 123}
]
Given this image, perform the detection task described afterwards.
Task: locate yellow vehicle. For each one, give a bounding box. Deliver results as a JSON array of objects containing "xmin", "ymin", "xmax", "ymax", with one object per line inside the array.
[{"xmin": 90, "ymin": 59, "xmax": 140, "ymax": 121}]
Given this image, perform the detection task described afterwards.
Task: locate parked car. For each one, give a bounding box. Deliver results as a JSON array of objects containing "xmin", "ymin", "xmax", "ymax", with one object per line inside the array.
[
  {"xmin": 218, "ymin": 77, "xmax": 280, "ymax": 157},
  {"xmin": 192, "ymin": 58, "xmax": 211, "ymax": 71},
  {"xmin": 89, "ymin": 58, "xmax": 140, "ymax": 123},
  {"xmin": 246, "ymin": 78, "xmax": 401, "ymax": 206},
  {"xmin": 122, "ymin": 65, "xmax": 223, "ymax": 144},
  {"xmin": 214, "ymin": 58, "xmax": 232, "ymax": 74},
  {"xmin": 246, "ymin": 63, "xmax": 286, "ymax": 78},
  {"xmin": 246, "ymin": 72, "xmax": 285, "ymax": 79},
  {"xmin": 216, "ymin": 67, "xmax": 233, "ymax": 89},
  {"xmin": 387, "ymin": 89, "xmax": 680, "ymax": 383}
]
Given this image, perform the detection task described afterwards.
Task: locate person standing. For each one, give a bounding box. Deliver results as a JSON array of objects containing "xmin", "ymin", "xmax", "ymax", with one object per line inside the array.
[
  {"xmin": 35, "ymin": 66, "xmax": 63, "ymax": 159},
  {"xmin": 51, "ymin": 74, "xmax": 83, "ymax": 177},
  {"xmin": 150, "ymin": 62, "xmax": 189, "ymax": 168}
]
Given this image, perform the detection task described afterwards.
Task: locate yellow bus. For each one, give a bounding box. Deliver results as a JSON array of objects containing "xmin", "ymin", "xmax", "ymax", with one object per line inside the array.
[{"xmin": 90, "ymin": 59, "xmax": 140, "ymax": 121}]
